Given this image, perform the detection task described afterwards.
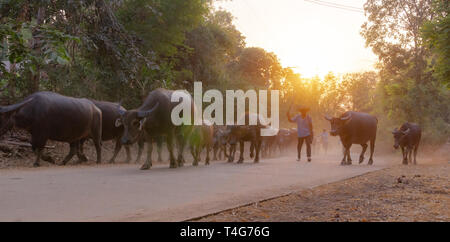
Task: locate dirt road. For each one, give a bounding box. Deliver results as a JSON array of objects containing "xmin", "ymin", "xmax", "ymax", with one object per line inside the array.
[{"xmin": 0, "ymin": 154, "xmax": 392, "ymax": 221}]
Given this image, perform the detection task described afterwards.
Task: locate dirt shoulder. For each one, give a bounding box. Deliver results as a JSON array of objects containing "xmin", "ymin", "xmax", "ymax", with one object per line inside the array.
[{"xmin": 194, "ymin": 163, "xmax": 449, "ymax": 222}]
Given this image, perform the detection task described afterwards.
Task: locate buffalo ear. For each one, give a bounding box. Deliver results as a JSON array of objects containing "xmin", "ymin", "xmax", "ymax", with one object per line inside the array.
[{"xmin": 115, "ymin": 118, "xmax": 122, "ymax": 127}]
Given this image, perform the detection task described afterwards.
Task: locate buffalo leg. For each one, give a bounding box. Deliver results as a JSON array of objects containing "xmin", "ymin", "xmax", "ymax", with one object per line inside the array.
[
  {"xmin": 213, "ymin": 144, "xmax": 218, "ymax": 161},
  {"xmin": 346, "ymin": 147, "xmax": 352, "ymax": 165},
  {"xmin": 93, "ymin": 138, "xmax": 102, "ymax": 164},
  {"xmin": 135, "ymin": 138, "xmax": 144, "ymax": 163},
  {"xmin": 62, "ymin": 142, "xmax": 78, "ymax": 165},
  {"xmin": 124, "ymin": 145, "xmax": 131, "ymax": 163},
  {"xmin": 413, "ymin": 145, "xmax": 418, "ymax": 165},
  {"xmin": 77, "ymin": 139, "xmax": 88, "ymax": 162},
  {"xmin": 140, "ymin": 137, "xmax": 153, "ymax": 170},
  {"xmin": 368, "ymin": 138, "xmax": 375, "ymax": 165},
  {"xmin": 205, "ymin": 144, "xmax": 211, "ymax": 165},
  {"xmin": 408, "ymin": 147, "xmax": 413, "ymax": 165},
  {"xmin": 191, "ymin": 145, "xmax": 199, "ymax": 166},
  {"xmin": 341, "ymin": 145, "xmax": 349, "ymax": 165},
  {"xmin": 341, "ymin": 144, "xmax": 352, "ymax": 165},
  {"xmin": 237, "ymin": 141, "xmax": 245, "ymax": 163},
  {"xmin": 250, "ymin": 142, "xmax": 255, "ymax": 158},
  {"xmin": 156, "ymin": 136, "xmax": 163, "ymax": 162},
  {"xmin": 31, "ymin": 134, "xmax": 47, "ymax": 167},
  {"xmin": 222, "ymin": 144, "xmax": 228, "ymax": 160},
  {"xmin": 359, "ymin": 143, "xmax": 368, "ymax": 164},
  {"xmin": 254, "ymin": 139, "xmax": 261, "ymax": 163},
  {"xmin": 176, "ymin": 134, "xmax": 185, "ymax": 167},
  {"xmin": 341, "ymin": 149, "xmax": 347, "ymax": 165},
  {"xmin": 166, "ymin": 132, "xmax": 177, "ymax": 168},
  {"xmin": 401, "ymin": 147, "xmax": 407, "ymax": 165},
  {"xmin": 109, "ymin": 138, "xmax": 123, "ymax": 164},
  {"xmin": 33, "ymin": 148, "xmax": 43, "ymax": 167},
  {"xmin": 228, "ymin": 144, "xmax": 236, "ymax": 163}
]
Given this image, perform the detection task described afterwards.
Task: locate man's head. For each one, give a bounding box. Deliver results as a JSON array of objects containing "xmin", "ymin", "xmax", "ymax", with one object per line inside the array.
[{"xmin": 297, "ymin": 106, "xmax": 310, "ymax": 116}]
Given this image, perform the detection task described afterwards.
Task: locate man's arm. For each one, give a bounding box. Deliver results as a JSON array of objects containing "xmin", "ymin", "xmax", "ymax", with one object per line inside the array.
[{"xmin": 287, "ymin": 111, "xmax": 294, "ymax": 123}]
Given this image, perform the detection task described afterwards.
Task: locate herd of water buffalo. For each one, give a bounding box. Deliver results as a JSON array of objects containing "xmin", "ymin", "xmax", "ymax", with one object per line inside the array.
[{"xmin": 0, "ymin": 88, "xmax": 422, "ymax": 168}]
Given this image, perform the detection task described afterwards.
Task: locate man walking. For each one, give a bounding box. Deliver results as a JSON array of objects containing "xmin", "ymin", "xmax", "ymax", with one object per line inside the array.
[{"xmin": 287, "ymin": 106, "xmax": 313, "ymax": 162}]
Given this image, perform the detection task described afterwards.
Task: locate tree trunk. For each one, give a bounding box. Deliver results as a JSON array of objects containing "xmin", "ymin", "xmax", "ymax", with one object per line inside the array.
[{"xmin": 30, "ymin": 6, "xmax": 46, "ymax": 94}]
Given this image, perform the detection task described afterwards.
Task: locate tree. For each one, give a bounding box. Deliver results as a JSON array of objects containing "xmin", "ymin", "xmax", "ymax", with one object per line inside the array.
[
  {"xmin": 234, "ymin": 47, "xmax": 283, "ymax": 89},
  {"xmin": 341, "ymin": 71, "xmax": 377, "ymax": 112},
  {"xmin": 179, "ymin": 9, "xmax": 245, "ymax": 90},
  {"xmin": 362, "ymin": 0, "xmax": 449, "ymax": 145},
  {"xmin": 422, "ymin": 0, "xmax": 450, "ymax": 86}
]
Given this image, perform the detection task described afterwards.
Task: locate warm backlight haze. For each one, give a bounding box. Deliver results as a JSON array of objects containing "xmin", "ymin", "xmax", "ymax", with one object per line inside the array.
[{"xmin": 215, "ymin": 0, "xmax": 377, "ymax": 77}]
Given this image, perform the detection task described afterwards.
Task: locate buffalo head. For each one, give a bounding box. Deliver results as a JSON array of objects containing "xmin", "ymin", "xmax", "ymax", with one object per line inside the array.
[
  {"xmin": 391, "ymin": 127, "xmax": 410, "ymax": 149},
  {"xmin": 324, "ymin": 112, "xmax": 352, "ymax": 136},
  {"xmin": 118, "ymin": 102, "xmax": 159, "ymax": 145}
]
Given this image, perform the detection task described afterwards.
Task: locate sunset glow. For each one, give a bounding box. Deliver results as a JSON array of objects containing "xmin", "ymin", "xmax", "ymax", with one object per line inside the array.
[{"xmin": 215, "ymin": 0, "xmax": 377, "ymax": 77}]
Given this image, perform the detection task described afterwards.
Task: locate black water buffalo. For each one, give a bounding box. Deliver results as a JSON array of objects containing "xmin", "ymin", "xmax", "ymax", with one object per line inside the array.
[
  {"xmin": 226, "ymin": 113, "xmax": 263, "ymax": 163},
  {"xmin": 261, "ymin": 127, "xmax": 278, "ymax": 158},
  {"xmin": 325, "ymin": 111, "xmax": 377, "ymax": 165},
  {"xmin": 212, "ymin": 125, "xmax": 228, "ymax": 161},
  {"xmin": 118, "ymin": 88, "xmax": 191, "ymax": 170},
  {"xmin": 77, "ymin": 100, "xmax": 131, "ymax": 163},
  {"xmin": 392, "ymin": 122, "xmax": 421, "ymax": 165},
  {"xmin": 188, "ymin": 121, "xmax": 214, "ymax": 166},
  {"xmin": 275, "ymin": 128, "xmax": 296, "ymax": 154},
  {"xmin": 0, "ymin": 92, "xmax": 102, "ymax": 167}
]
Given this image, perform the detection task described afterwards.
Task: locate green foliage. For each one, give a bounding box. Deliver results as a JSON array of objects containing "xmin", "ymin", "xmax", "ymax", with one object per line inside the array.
[
  {"xmin": 234, "ymin": 47, "xmax": 283, "ymax": 89},
  {"xmin": 422, "ymin": 0, "xmax": 450, "ymax": 86},
  {"xmin": 362, "ymin": 0, "xmax": 450, "ymax": 146}
]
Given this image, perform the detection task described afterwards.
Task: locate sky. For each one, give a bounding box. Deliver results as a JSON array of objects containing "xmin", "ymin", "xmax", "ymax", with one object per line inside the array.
[{"xmin": 214, "ymin": 0, "xmax": 377, "ymax": 78}]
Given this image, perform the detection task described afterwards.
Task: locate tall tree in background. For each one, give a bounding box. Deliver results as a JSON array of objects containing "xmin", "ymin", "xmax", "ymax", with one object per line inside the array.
[
  {"xmin": 234, "ymin": 47, "xmax": 283, "ymax": 89},
  {"xmin": 180, "ymin": 9, "xmax": 245, "ymax": 90},
  {"xmin": 362, "ymin": 0, "xmax": 449, "ymax": 144},
  {"xmin": 341, "ymin": 71, "xmax": 377, "ymax": 112},
  {"xmin": 422, "ymin": 0, "xmax": 450, "ymax": 86}
]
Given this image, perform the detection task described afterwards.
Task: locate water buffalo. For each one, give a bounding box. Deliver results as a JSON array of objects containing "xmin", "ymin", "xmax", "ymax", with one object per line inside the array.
[
  {"xmin": 0, "ymin": 92, "xmax": 102, "ymax": 167},
  {"xmin": 212, "ymin": 125, "xmax": 228, "ymax": 161},
  {"xmin": 188, "ymin": 121, "xmax": 214, "ymax": 166},
  {"xmin": 261, "ymin": 127, "xmax": 278, "ymax": 158},
  {"xmin": 226, "ymin": 113, "xmax": 263, "ymax": 163},
  {"xmin": 118, "ymin": 88, "xmax": 191, "ymax": 170},
  {"xmin": 392, "ymin": 122, "xmax": 421, "ymax": 165},
  {"xmin": 275, "ymin": 128, "xmax": 296, "ymax": 154},
  {"xmin": 77, "ymin": 100, "xmax": 131, "ymax": 163},
  {"xmin": 325, "ymin": 111, "xmax": 377, "ymax": 165}
]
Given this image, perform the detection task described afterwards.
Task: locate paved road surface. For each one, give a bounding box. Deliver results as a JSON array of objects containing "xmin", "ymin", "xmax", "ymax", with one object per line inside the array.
[{"xmin": 0, "ymin": 154, "xmax": 390, "ymax": 221}]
